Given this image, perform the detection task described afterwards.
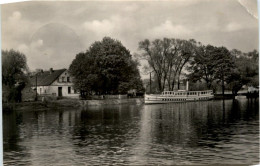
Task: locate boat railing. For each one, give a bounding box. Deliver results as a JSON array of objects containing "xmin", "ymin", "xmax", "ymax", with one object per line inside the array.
[{"xmin": 162, "ymin": 90, "xmax": 213, "ymax": 96}]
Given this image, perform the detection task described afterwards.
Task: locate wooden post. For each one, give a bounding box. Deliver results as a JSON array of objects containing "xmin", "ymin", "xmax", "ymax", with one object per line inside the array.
[
  {"xmin": 35, "ymin": 74, "xmax": 38, "ymax": 101},
  {"xmin": 150, "ymin": 72, "xmax": 151, "ymax": 93}
]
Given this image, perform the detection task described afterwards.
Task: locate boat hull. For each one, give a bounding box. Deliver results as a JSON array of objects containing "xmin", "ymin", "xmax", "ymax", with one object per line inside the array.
[{"xmin": 145, "ymin": 94, "xmax": 214, "ymax": 104}]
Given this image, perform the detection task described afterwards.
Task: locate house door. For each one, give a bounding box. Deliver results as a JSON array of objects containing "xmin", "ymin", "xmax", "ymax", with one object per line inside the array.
[{"xmin": 58, "ymin": 87, "xmax": 62, "ymax": 97}]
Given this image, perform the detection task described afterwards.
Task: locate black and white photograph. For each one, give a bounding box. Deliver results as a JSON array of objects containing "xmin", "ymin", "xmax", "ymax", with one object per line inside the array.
[{"xmin": 1, "ymin": 0, "xmax": 259, "ymax": 165}]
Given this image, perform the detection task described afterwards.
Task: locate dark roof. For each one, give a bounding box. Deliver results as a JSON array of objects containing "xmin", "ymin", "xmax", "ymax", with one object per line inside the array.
[{"xmin": 31, "ymin": 69, "xmax": 66, "ymax": 86}]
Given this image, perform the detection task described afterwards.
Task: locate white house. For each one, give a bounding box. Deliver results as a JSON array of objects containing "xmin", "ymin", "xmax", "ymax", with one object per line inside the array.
[{"xmin": 31, "ymin": 68, "xmax": 79, "ymax": 98}]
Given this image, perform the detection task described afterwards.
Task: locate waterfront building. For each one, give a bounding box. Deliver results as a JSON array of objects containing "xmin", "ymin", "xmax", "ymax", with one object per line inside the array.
[{"xmin": 31, "ymin": 68, "xmax": 79, "ymax": 98}]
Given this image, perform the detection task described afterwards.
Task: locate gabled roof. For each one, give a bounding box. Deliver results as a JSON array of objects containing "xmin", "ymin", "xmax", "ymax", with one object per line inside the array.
[{"xmin": 31, "ymin": 69, "xmax": 66, "ymax": 86}]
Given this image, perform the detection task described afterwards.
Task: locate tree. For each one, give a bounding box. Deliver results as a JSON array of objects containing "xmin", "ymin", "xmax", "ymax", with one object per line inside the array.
[
  {"xmin": 247, "ymin": 49, "xmax": 258, "ymax": 62},
  {"xmin": 226, "ymin": 50, "xmax": 259, "ymax": 95},
  {"xmin": 213, "ymin": 46, "xmax": 235, "ymax": 96},
  {"xmin": 188, "ymin": 45, "xmax": 217, "ymax": 89},
  {"xmin": 138, "ymin": 38, "xmax": 173, "ymax": 91},
  {"xmin": 174, "ymin": 39, "xmax": 198, "ymax": 89},
  {"xmin": 69, "ymin": 37, "xmax": 144, "ymax": 96},
  {"xmin": 139, "ymin": 38, "xmax": 197, "ymax": 92},
  {"xmin": 2, "ymin": 49, "xmax": 28, "ymax": 102}
]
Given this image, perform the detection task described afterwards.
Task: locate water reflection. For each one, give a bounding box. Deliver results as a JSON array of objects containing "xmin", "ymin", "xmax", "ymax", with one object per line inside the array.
[{"xmin": 3, "ymin": 99, "xmax": 259, "ymax": 165}]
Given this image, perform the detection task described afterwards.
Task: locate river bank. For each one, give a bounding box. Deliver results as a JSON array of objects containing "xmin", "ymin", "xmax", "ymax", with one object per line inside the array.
[{"xmin": 3, "ymin": 98, "xmax": 144, "ymax": 112}]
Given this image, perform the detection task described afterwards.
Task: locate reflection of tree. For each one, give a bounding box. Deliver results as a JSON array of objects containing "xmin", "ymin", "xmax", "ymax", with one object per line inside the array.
[
  {"xmin": 3, "ymin": 111, "xmax": 32, "ymax": 165},
  {"xmin": 70, "ymin": 105, "xmax": 142, "ymax": 160},
  {"xmin": 140, "ymin": 100, "xmax": 259, "ymax": 152}
]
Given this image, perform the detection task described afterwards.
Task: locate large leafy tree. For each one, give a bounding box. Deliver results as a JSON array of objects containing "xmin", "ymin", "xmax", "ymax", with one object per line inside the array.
[
  {"xmin": 139, "ymin": 38, "xmax": 197, "ymax": 92},
  {"xmin": 2, "ymin": 49, "xmax": 28, "ymax": 102},
  {"xmin": 69, "ymin": 37, "xmax": 144, "ymax": 96},
  {"xmin": 188, "ymin": 45, "xmax": 216, "ymax": 89},
  {"xmin": 226, "ymin": 50, "xmax": 259, "ymax": 95},
  {"xmin": 174, "ymin": 39, "xmax": 198, "ymax": 89},
  {"xmin": 213, "ymin": 46, "xmax": 235, "ymax": 96}
]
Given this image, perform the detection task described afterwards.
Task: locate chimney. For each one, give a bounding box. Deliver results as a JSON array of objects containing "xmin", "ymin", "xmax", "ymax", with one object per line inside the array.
[
  {"xmin": 186, "ymin": 79, "xmax": 189, "ymax": 91},
  {"xmin": 49, "ymin": 68, "xmax": 54, "ymax": 74}
]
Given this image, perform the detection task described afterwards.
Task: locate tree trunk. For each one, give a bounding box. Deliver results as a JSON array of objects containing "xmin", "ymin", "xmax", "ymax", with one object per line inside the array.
[
  {"xmin": 177, "ymin": 78, "xmax": 180, "ymax": 90},
  {"xmin": 171, "ymin": 73, "xmax": 176, "ymax": 91},
  {"xmin": 157, "ymin": 76, "xmax": 162, "ymax": 92},
  {"xmin": 167, "ymin": 79, "xmax": 171, "ymax": 91},
  {"xmin": 171, "ymin": 81, "xmax": 175, "ymax": 91},
  {"xmin": 222, "ymin": 78, "xmax": 225, "ymax": 97},
  {"xmin": 177, "ymin": 72, "xmax": 181, "ymax": 90},
  {"xmin": 207, "ymin": 81, "xmax": 211, "ymax": 90}
]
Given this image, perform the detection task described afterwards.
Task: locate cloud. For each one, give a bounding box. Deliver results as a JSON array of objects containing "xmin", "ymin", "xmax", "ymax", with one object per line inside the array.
[
  {"xmin": 8, "ymin": 11, "xmax": 21, "ymax": 21},
  {"xmin": 147, "ymin": 20, "xmax": 191, "ymax": 38},
  {"xmin": 83, "ymin": 15, "xmax": 137, "ymax": 36},
  {"xmin": 2, "ymin": 10, "xmax": 41, "ymax": 50},
  {"xmin": 83, "ymin": 19, "xmax": 115, "ymax": 36},
  {"xmin": 224, "ymin": 22, "xmax": 243, "ymax": 32},
  {"xmin": 30, "ymin": 39, "xmax": 43, "ymax": 48},
  {"xmin": 123, "ymin": 3, "xmax": 139, "ymax": 12},
  {"xmin": 81, "ymin": 15, "xmax": 138, "ymax": 48}
]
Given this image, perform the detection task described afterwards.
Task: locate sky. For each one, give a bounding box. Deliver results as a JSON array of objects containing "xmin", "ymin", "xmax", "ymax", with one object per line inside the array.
[{"xmin": 1, "ymin": 0, "xmax": 258, "ymax": 78}]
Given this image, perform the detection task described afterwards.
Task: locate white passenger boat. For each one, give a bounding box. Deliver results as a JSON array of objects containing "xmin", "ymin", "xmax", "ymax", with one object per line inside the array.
[{"xmin": 145, "ymin": 90, "xmax": 214, "ymax": 104}]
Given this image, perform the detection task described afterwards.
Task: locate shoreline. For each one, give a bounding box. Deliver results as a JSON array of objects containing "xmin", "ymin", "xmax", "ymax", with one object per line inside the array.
[
  {"xmin": 3, "ymin": 98, "xmax": 144, "ymax": 112},
  {"xmin": 3, "ymin": 95, "xmax": 258, "ymax": 112}
]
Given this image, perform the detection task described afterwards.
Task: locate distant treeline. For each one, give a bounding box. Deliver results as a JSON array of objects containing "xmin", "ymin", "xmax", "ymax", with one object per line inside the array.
[{"xmin": 138, "ymin": 38, "xmax": 258, "ymax": 95}]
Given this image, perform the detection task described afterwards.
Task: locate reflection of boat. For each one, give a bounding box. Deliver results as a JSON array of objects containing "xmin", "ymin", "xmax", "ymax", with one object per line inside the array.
[
  {"xmin": 145, "ymin": 90, "xmax": 214, "ymax": 104},
  {"xmin": 235, "ymin": 95, "xmax": 247, "ymax": 99}
]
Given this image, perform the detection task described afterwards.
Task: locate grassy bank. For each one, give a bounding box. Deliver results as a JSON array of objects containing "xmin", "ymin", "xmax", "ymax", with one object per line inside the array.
[
  {"xmin": 3, "ymin": 98, "xmax": 81, "ymax": 112},
  {"xmin": 3, "ymin": 98, "xmax": 144, "ymax": 112}
]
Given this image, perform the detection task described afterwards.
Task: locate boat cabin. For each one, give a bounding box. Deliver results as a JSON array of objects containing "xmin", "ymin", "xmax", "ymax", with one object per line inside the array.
[{"xmin": 162, "ymin": 90, "xmax": 213, "ymax": 96}]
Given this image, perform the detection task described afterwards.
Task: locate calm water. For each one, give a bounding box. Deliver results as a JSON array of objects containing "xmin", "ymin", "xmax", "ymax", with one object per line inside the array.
[{"xmin": 3, "ymin": 99, "xmax": 259, "ymax": 165}]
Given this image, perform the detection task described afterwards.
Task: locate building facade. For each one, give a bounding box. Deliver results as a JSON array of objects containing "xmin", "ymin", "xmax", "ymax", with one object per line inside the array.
[{"xmin": 32, "ymin": 68, "xmax": 79, "ymax": 98}]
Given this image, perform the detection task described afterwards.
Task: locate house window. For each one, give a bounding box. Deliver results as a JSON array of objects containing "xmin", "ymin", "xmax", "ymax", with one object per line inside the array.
[
  {"xmin": 40, "ymin": 88, "xmax": 42, "ymax": 94},
  {"xmin": 62, "ymin": 77, "xmax": 65, "ymax": 82},
  {"xmin": 68, "ymin": 87, "xmax": 71, "ymax": 94},
  {"xmin": 67, "ymin": 77, "xmax": 70, "ymax": 82}
]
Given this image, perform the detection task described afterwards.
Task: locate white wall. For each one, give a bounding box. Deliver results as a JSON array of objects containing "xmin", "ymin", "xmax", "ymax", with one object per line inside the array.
[
  {"xmin": 35, "ymin": 70, "xmax": 79, "ymax": 98},
  {"xmin": 36, "ymin": 85, "xmax": 79, "ymax": 97}
]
